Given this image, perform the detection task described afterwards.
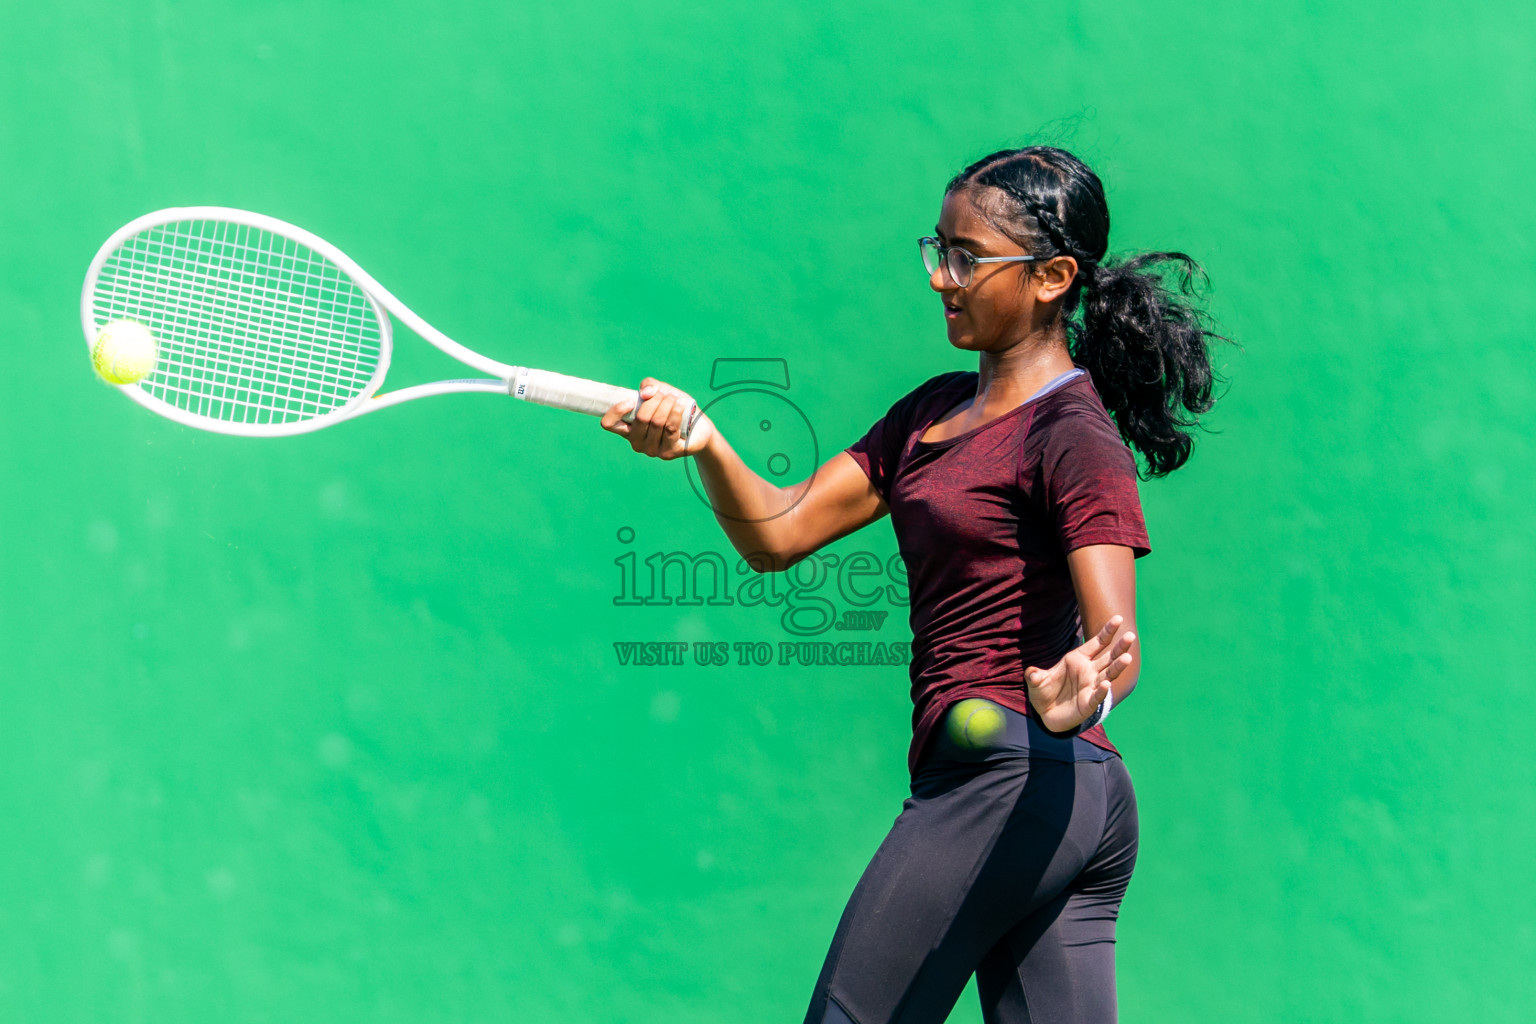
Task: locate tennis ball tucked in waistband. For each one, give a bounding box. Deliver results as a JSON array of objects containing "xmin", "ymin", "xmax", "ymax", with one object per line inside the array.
[{"xmin": 946, "ymin": 698, "xmax": 1007, "ymax": 750}]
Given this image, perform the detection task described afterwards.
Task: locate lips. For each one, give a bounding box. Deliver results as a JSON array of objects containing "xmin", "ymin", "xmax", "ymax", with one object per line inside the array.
[{"xmin": 943, "ymin": 302, "xmax": 963, "ymax": 319}]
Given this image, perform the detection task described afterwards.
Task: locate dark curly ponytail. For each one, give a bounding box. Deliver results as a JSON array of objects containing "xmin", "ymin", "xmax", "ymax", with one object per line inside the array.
[{"xmin": 947, "ymin": 146, "xmax": 1227, "ymax": 477}]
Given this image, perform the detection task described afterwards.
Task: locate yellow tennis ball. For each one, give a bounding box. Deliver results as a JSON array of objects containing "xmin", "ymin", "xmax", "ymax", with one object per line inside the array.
[
  {"xmin": 92, "ymin": 319, "xmax": 158, "ymax": 385},
  {"xmin": 947, "ymin": 698, "xmax": 1007, "ymax": 750}
]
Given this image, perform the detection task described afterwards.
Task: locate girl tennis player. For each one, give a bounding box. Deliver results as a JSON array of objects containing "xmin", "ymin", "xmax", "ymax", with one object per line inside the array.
[{"xmin": 603, "ymin": 145, "xmax": 1222, "ymax": 1024}]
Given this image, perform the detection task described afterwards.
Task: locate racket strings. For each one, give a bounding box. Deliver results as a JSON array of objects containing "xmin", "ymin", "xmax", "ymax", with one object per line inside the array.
[{"xmin": 90, "ymin": 220, "xmax": 385, "ymax": 425}]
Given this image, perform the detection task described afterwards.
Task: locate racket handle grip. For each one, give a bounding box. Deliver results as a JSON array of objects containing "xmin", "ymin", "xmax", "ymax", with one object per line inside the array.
[
  {"xmin": 511, "ymin": 367, "xmax": 701, "ymax": 441},
  {"xmin": 511, "ymin": 367, "xmax": 640, "ymax": 420}
]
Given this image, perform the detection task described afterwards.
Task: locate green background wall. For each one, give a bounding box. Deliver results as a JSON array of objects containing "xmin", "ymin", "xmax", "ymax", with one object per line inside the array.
[{"xmin": 2, "ymin": 2, "xmax": 1531, "ymax": 1021}]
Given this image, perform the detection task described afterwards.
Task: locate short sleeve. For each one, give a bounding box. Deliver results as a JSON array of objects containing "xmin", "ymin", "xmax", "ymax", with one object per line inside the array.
[
  {"xmin": 1038, "ymin": 402, "xmax": 1152, "ymax": 557},
  {"xmin": 845, "ymin": 373, "xmax": 965, "ymax": 503}
]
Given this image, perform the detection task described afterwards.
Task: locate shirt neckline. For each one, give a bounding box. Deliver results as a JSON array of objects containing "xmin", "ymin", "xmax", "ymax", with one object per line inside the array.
[{"xmin": 913, "ymin": 369, "xmax": 1086, "ymax": 450}]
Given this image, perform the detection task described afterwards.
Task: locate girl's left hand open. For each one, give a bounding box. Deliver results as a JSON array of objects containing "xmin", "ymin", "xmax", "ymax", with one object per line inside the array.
[{"xmin": 1024, "ymin": 615, "xmax": 1136, "ymax": 734}]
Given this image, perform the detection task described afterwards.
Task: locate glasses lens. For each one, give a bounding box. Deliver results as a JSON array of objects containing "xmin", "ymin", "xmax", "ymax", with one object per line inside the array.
[
  {"xmin": 919, "ymin": 238, "xmax": 941, "ymax": 276},
  {"xmin": 946, "ymin": 247, "xmax": 975, "ymax": 287}
]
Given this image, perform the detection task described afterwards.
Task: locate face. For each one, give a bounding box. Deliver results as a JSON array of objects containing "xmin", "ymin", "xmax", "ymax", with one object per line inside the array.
[{"xmin": 929, "ymin": 187, "xmax": 1073, "ymax": 353}]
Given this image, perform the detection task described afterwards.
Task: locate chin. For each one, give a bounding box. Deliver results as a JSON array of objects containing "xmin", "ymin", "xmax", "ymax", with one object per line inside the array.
[{"xmin": 945, "ymin": 324, "xmax": 982, "ymax": 351}]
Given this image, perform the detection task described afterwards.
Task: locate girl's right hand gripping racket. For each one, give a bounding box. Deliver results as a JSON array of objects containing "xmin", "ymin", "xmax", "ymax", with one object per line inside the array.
[{"xmin": 81, "ymin": 207, "xmax": 692, "ymax": 437}]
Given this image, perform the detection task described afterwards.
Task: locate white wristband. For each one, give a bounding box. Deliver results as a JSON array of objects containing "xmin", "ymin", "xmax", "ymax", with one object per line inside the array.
[{"xmin": 1079, "ymin": 688, "xmax": 1114, "ymax": 732}]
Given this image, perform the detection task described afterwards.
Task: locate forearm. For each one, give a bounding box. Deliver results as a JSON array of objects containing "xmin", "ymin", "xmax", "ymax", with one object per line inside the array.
[
  {"xmin": 602, "ymin": 381, "xmax": 884, "ymax": 571},
  {"xmin": 692, "ymin": 430, "xmax": 804, "ymax": 568}
]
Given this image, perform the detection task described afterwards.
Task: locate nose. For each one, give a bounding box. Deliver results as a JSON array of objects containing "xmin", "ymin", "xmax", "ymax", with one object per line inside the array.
[{"xmin": 929, "ymin": 262, "xmax": 956, "ymax": 294}]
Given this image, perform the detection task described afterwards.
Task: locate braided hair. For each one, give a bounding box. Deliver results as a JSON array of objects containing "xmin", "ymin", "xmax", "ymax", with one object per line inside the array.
[{"xmin": 947, "ymin": 147, "xmax": 1226, "ymax": 478}]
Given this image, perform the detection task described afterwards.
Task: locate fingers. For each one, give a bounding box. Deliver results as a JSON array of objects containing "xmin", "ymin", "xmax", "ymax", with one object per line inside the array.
[
  {"xmin": 638, "ymin": 391, "xmax": 693, "ymax": 457},
  {"xmin": 600, "ymin": 396, "xmax": 638, "ymax": 433},
  {"xmin": 1079, "ymin": 615, "xmax": 1124, "ymax": 657},
  {"xmin": 1104, "ymin": 631, "xmax": 1136, "ymax": 679},
  {"xmin": 635, "ymin": 392, "xmax": 678, "ymax": 456},
  {"xmin": 1082, "ymin": 676, "xmax": 1112, "ymax": 717},
  {"xmin": 1085, "ymin": 619, "xmax": 1136, "ymax": 668},
  {"xmin": 1032, "ymin": 634, "xmax": 1128, "ymax": 727},
  {"xmin": 639, "ymin": 378, "xmax": 684, "ymax": 403},
  {"xmin": 601, "ymin": 378, "xmax": 700, "ymax": 458},
  {"xmin": 1090, "ymin": 627, "xmax": 1135, "ymax": 667},
  {"xmin": 663, "ymin": 391, "xmax": 690, "ymax": 447}
]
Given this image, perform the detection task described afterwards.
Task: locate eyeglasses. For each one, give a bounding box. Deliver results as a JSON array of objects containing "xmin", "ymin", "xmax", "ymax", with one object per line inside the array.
[{"xmin": 919, "ymin": 236, "xmax": 1042, "ymax": 288}]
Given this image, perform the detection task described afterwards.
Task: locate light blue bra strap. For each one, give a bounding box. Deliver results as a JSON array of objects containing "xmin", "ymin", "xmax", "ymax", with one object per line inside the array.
[{"xmin": 1026, "ymin": 367, "xmax": 1086, "ymax": 403}]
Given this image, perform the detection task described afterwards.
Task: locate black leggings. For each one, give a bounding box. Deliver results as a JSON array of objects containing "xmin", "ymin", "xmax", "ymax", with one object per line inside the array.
[{"xmin": 803, "ymin": 708, "xmax": 1139, "ymax": 1024}]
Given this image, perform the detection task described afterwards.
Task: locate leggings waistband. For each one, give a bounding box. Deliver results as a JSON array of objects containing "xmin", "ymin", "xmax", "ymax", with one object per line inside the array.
[{"xmin": 928, "ymin": 698, "xmax": 1117, "ymax": 766}]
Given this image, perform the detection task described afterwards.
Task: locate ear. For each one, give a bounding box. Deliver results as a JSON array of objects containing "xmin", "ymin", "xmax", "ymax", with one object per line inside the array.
[{"xmin": 1034, "ymin": 256, "xmax": 1079, "ymax": 304}]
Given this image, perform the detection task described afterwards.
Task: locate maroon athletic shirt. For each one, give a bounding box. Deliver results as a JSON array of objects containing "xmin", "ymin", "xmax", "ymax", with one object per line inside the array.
[{"xmin": 846, "ymin": 369, "xmax": 1152, "ymax": 774}]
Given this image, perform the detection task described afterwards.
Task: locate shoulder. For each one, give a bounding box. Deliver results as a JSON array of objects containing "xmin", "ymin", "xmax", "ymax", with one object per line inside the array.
[
  {"xmin": 1032, "ymin": 373, "xmax": 1115, "ymax": 425},
  {"xmin": 899, "ymin": 369, "xmax": 974, "ymax": 410},
  {"xmin": 1025, "ymin": 375, "xmax": 1138, "ymax": 471},
  {"xmin": 1023, "ymin": 374, "xmax": 1151, "ymax": 553},
  {"xmin": 847, "ymin": 371, "xmax": 974, "ymax": 497},
  {"xmin": 870, "ymin": 370, "xmax": 974, "ymax": 431},
  {"xmin": 1030, "ymin": 374, "xmax": 1124, "ymax": 440}
]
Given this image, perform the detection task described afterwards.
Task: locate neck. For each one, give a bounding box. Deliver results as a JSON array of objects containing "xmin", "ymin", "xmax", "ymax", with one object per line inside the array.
[{"xmin": 974, "ymin": 333, "xmax": 1076, "ymax": 406}]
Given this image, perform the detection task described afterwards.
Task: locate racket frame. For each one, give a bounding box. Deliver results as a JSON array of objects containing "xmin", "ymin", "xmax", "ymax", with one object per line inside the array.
[{"xmin": 82, "ymin": 207, "xmax": 644, "ymax": 437}]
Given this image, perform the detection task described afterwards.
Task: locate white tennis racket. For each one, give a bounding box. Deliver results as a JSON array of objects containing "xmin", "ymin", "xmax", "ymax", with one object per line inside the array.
[{"xmin": 81, "ymin": 206, "xmax": 683, "ymax": 437}]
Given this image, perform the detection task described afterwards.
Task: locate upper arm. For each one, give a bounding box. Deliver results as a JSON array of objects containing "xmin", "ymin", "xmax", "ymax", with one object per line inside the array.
[
  {"xmin": 1038, "ymin": 396, "xmax": 1150, "ymax": 699},
  {"xmin": 1066, "ymin": 544, "xmax": 1141, "ymax": 701},
  {"xmin": 774, "ymin": 450, "xmax": 888, "ymax": 567},
  {"xmin": 1037, "ymin": 402, "xmax": 1151, "ymax": 558}
]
